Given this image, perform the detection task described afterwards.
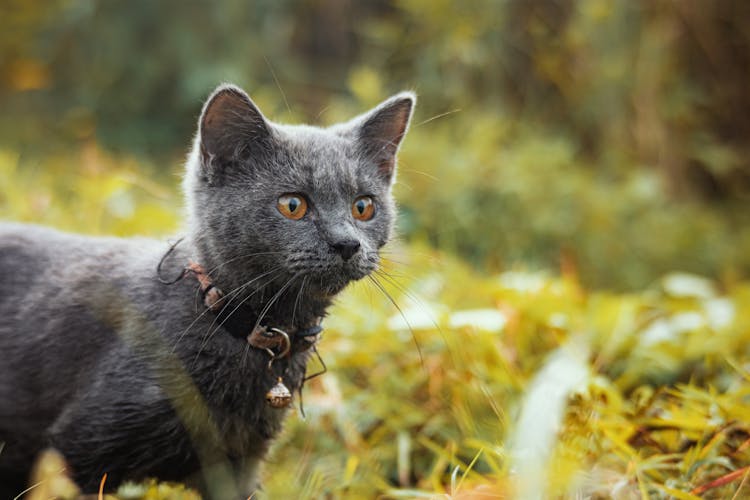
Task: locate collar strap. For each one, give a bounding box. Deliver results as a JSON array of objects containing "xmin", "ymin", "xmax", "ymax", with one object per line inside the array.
[
  {"xmin": 187, "ymin": 261, "xmax": 225, "ymax": 311},
  {"xmin": 187, "ymin": 261, "xmax": 322, "ymax": 355}
]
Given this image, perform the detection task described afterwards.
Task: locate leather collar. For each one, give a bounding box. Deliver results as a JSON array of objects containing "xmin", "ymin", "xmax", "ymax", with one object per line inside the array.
[{"xmin": 186, "ymin": 261, "xmax": 322, "ymax": 357}]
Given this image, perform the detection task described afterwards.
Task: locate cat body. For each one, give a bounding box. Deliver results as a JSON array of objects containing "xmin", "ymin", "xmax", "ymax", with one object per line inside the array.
[{"xmin": 0, "ymin": 84, "xmax": 414, "ymax": 497}]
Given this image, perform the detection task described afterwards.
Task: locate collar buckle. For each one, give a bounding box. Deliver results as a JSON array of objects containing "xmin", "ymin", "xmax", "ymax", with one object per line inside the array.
[{"xmin": 247, "ymin": 325, "xmax": 291, "ymax": 359}]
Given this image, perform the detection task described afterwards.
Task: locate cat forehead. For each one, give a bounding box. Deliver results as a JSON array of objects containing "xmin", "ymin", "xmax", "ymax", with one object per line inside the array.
[
  {"xmin": 271, "ymin": 124, "xmax": 366, "ymax": 186},
  {"xmin": 275, "ymin": 123, "xmax": 353, "ymax": 156}
]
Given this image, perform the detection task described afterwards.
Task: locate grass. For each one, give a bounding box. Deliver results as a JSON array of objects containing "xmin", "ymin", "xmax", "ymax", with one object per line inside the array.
[
  {"xmin": 3, "ymin": 150, "xmax": 749, "ymax": 499},
  {"xmin": 256, "ymin": 254, "xmax": 750, "ymax": 499}
]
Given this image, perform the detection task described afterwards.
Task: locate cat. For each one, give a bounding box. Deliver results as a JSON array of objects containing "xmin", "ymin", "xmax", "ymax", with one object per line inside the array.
[{"xmin": 0, "ymin": 83, "xmax": 414, "ymax": 498}]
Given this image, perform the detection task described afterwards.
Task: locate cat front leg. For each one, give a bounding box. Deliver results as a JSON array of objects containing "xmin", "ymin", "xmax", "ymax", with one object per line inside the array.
[
  {"xmin": 186, "ymin": 456, "xmax": 260, "ymax": 500},
  {"xmin": 233, "ymin": 455, "xmax": 262, "ymax": 498}
]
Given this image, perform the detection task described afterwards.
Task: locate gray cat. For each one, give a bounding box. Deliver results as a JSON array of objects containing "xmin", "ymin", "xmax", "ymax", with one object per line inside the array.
[{"xmin": 0, "ymin": 84, "xmax": 414, "ymax": 498}]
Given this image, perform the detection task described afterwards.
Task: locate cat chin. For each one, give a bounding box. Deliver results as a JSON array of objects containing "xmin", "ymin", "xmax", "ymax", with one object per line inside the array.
[
  {"xmin": 304, "ymin": 274, "xmax": 362, "ymax": 298},
  {"xmin": 295, "ymin": 263, "xmax": 373, "ymax": 294},
  {"xmin": 326, "ymin": 274, "xmax": 373, "ymax": 297},
  {"xmin": 306, "ymin": 279, "xmax": 349, "ymax": 298}
]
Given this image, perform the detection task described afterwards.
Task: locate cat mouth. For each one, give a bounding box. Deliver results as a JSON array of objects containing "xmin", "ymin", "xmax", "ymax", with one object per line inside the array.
[
  {"xmin": 297, "ymin": 263, "xmax": 375, "ymax": 296},
  {"xmin": 280, "ymin": 250, "xmax": 379, "ymax": 297}
]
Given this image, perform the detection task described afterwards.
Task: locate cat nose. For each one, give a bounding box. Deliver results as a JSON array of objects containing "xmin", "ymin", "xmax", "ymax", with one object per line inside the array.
[{"xmin": 331, "ymin": 239, "xmax": 361, "ymax": 261}]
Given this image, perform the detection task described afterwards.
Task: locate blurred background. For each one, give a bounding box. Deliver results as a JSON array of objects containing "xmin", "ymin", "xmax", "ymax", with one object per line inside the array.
[
  {"xmin": 4, "ymin": 2, "xmax": 750, "ymax": 498},
  {"xmin": 3, "ymin": 0, "xmax": 750, "ymax": 290}
]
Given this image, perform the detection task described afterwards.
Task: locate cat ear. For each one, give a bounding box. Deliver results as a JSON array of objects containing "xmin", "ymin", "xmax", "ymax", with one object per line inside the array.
[
  {"xmin": 353, "ymin": 92, "xmax": 416, "ymax": 183},
  {"xmin": 198, "ymin": 84, "xmax": 270, "ymax": 177}
]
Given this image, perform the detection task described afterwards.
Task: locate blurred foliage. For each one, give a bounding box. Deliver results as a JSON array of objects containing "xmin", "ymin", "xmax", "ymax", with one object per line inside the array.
[
  {"xmin": 3, "ymin": 1, "xmax": 750, "ymax": 498},
  {"xmin": 20, "ymin": 236, "xmax": 750, "ymax": 498},
  {"xmin": 2, "ymin": 0, "xmax": 750, "ymax": 288},
  {"xmin": 0, "ymin": 147, "xmax": 179, "ymax": 237}
]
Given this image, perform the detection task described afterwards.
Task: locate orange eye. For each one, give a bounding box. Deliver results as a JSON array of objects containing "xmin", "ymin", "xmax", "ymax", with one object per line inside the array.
[
  {"xmin": 277, "ymin": 194, "xmax": 308, "ymax": 220},
  {"xmin": 352, "ymin": 196, "xmax": 375, "ymax": 221}
]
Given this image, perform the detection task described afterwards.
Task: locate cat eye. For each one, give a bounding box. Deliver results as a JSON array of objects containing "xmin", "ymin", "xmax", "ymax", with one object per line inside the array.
[
  {"xmin": 277, "ymin": 194, "xmax": 308, "ymax": 220},
  {"xmin": 352, "ymin": 196, "xmax": 375, "ymax": 221}
]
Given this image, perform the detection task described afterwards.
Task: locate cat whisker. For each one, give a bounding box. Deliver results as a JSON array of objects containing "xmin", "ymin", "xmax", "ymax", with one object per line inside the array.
[
  {"xmin": 396, "ymin": 166, "xmax": 439, "ymax": 182},
  {"xmin": 374, "ymin": 271, "xmax": 441, "ymax": 330},
  {"xmin": 373, "ymin": 268, "xmax": 418, "ymax": 290},
  {"xmin": 263, "ymin": 54, "xmax": 292, "ymax": 117},
  {"xmin": 412, "ymin": 108, "xmax": 461, "ymax": 128},
  {"xmin": 373, "ymin": 267, "xmax": 417, "ymax": 286},
  {"xmin": 373, "ymin": 270, "xmax": 457, "ymax": 369},
  {"xmin": 175, "ymin": 266, "xmax": 283, "ymax": 354},
  {"xmin": 380, "ymin": 247, "xmax": 439, "ymax": 265},
  {"xmin": 376, "ymin": 254, "xmax": 412, "ymax": 268},
  {"xmin": 170, "ymin": 280, "xmax": 256, "ymax": 353},
  {"xmin": 194, "ymin": 267, "xmax": 285, "ymax": 358},
  {"xmin": 198, "ymin": 271, "xmax": 287, "ymax": 367},
  {"xmin": 291, "ymin": 275, "xmax": 308, "ymax": 327},
  {"xmin": 354, "ymin": 136, "xmax": 404, "ymax": 171},
  {"xmin": 195, "ymin": 285, "xmax": 282, "ymax": 369},
  {"xmin": 237, "ymin": 273, "xmax": 300, "ymax": 368},
  {"xmin": 367, "ymin": 274, "xmax": 424, "ymax": 367},
  {"xmin": 251, "ymin": 273, "xmax": 300, "ymax": 336},
  {"xmin": 204, "ymin": 251, "xmax": 285, "ymax": 278}
]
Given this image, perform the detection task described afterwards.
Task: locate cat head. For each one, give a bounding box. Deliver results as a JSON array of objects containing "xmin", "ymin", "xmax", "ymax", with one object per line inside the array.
[{"xmin": 184, "ymin": 84, "xmax": 415, "ymax": 303}]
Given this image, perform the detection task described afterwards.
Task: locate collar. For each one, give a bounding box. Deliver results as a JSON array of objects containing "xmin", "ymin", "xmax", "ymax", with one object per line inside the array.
[{"xmin": 186, "ymin": 261, "xmax": 323, "ymax": 357}]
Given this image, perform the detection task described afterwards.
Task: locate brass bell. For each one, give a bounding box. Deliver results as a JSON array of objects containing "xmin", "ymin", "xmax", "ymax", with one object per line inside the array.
[{"xmin": 266, "ymin": 377, "xmax": 292, "ymax": 408}]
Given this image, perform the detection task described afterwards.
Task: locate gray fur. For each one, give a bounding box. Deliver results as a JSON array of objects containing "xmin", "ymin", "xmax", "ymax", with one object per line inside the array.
[{"xmin": 0, "ymin": 84, "xmax": 414, "ymax": 498}]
